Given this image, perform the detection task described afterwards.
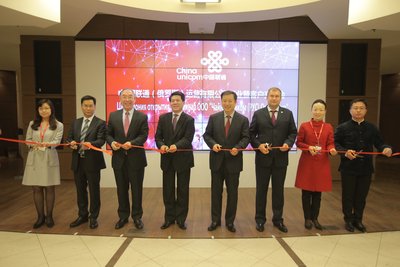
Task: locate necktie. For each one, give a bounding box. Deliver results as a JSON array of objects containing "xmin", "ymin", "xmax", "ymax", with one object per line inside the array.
[
  {"xmin": 172, "ymin": 113, "xmax": 178, "ymax": 132},
  {"xmin": 225, "ymin": 115, "xmax": 231, "ymax": 137},
  {"xmin": 79, "ymin": 118, "xmax": 90, "ymax": 156},
  {"xmin": 124, "ymin": 111, "xmax": 130, "ymax": 136},
  {"xmin": 271, "ymin": 110, "xmax": 276, "ymax": 125}
]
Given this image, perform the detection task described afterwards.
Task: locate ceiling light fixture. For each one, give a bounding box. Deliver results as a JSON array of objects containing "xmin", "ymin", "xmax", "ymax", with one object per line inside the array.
[{"xmin": 180, "ymin": 0, "xmax": 221, "ymax": 3}]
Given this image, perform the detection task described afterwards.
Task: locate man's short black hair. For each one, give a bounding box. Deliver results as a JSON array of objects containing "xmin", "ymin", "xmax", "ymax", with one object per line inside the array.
[
  {"xmin": 350, "ymin": 98, "xmax": 368, "ymax": 109},
  {"xmin": 220, "ymin": 90, "xmax": 237, "ymax": 101},
  {"xmin": 169, "ymin": 91, "xmax": 185, "ymax": 102},
  {"xmin": 81, "ymin": 95, "xmax": 96, "ymax": 105}
]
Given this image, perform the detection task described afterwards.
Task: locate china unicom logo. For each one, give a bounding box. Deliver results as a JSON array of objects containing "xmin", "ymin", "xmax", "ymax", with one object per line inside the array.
[{"xmin": 200, "ymin": 51, "xmax": 229, "ymax": 73}]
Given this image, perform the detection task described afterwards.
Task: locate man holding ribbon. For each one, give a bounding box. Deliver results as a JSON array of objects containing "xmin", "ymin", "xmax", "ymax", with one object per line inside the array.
[
  {"xmin": 155, "ymin": 91, "xmax": 195, "ymax": 230},
  {"xmin": 106, "ymin": 89, "xmax": 149, "ymax": 230},
  {"xmin": 203, "ymin": 90, "xmax": 249, "ymax": 233},
  {"xmin": 67, "ymin": 95, "xmax": 106, "ymax": 229},
  {"xmin": 335, "ymin": 98, "xmax": 392, "ymax": 233},
  {"xmin": 249, "ymin": 87, "xmax": 297, "ymax": 233}
]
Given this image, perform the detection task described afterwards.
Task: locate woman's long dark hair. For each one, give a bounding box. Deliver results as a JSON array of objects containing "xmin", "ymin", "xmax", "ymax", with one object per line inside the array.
[{"xmin": 31, "ymin": 99, "xmax": 58, "ymax": 130}]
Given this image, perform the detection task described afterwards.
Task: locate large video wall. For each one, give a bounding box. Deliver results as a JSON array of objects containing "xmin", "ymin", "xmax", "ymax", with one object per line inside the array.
[{"xmin": 105, "ymin": 40, "xmax": 299, "ymax": 149}]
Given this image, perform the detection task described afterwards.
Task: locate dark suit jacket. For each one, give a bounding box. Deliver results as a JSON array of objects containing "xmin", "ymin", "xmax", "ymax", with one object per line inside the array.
[
  {"xmin": 155, "ymin": 112, "xmax": 195, "ymax": 172},
  {"xmin": 249, "ymin": 106, "xmax": 297, "ymax": 168},
  {"xmin": 67, "ymin": 116, "xmax": 106, "ymax": 172},
  {"xmin": 203, "ymin": 111, "xmax": 250, "ymax": 173},
  {"xmin": 106, "ymin": 109, "xmax": 148, "ymax": 170}
]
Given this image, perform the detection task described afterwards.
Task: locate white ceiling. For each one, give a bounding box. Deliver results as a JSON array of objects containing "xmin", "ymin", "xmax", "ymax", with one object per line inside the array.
[{"xmin": 0, "ymin": 0, "xmax": 400, "ymax": 74}]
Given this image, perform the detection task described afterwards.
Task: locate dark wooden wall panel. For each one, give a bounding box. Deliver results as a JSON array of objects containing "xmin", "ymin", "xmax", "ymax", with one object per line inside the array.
[
  {"xmin": 175, "ymin": 23, "xmax": 229, "ymax": 40},
  {"xmin": 123, "ymin": 18, "xmax": 177, "ymax": 39},
  {"xmin": 325, "ymin": 39, "xmax": 381, "ymax": 180},
  {"xmin": 0, "ymin": 71, "xmax": 18, "ymax": 156},
  {"xmin": 381, "ymin": 74, "xmax": 400, "ymax": 152},
  {"xmin": 76, "ymin": 14, "xmax": 328, "ymax": 42},
  {"xmin": 76, "ymin": 15, "xmax": 125, "ymax": 39},
  {"xmin": 225, "ymin": 20, "xmax": 280, "ymax": 40},
  {"xmin": 279, "ymin": 16, "xmax": 326, "ymax": 42},
  {"xmin": 20, "ymin": 36, "xmax": 76, "ymax": 180}
]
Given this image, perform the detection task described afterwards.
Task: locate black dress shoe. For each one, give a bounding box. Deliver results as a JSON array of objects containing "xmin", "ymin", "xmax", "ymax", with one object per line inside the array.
[
  {"xmin": 177, "ymin": 221, "xmax": 187, "ymax": 230},
  {"xmin": 70, "ymin": 217, "xmax": 88, "ymax": 228},
  {"xmin": 345, "ymin": 221, "xmax": 355, "ymax": 232},
  {"xmin": 160, "ymin": 221, "xmax": 175, "ymax": 229},
  {"xmin": 207, "ymin": 221, "xmax": 221, "ymax": 231},
  {"xmin": 33, "ymin": 217, "xmax": 45, "ymax": 229},
  {"xmin": 256, "ymin": 223, "xmax": 265, "ymax": 232},
  {"xmin": 134, "ymin": 219, "xmax": 144, "ymax": 229},
  {"xmin": 89, "ymin": 218, "xmax": 98, "ymax": 229},
  {"xmin": 45, "ymin": 216, "xmax": 54, "ymax": 228},
  {"xmin": 313, "ymin": 220, "xmax": 323, "ymax": 230},
  {"xmin": 227, "ymin": 223, "xmax": 236, "ymax": 233},
  {"xmin": 274, "ymin": 222, "xmax": 288, "ymax": 233},
  {"xmin": 353, "ymin": 221, "xmax": 366, "ymax": 232},
  {"xmin": 115, "ymin": 218, "xmax": 128, "ymax": 229},
  {"xmin": 305, "ymin": 219, "xmax": 313, "ymax": 230}
]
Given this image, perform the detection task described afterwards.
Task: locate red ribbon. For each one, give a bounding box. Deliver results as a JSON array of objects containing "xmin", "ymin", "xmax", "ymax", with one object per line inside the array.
[
  {"xmin": 0, "ymin": 137, "xmax": 112, "ymax": 156},
  {"xmin": 1, "ymin": 137, "xmax": 398, "ymax": 157},
  {"xmin": 125, "ymin": 143, "xmax": 400, "ymax": 157}
]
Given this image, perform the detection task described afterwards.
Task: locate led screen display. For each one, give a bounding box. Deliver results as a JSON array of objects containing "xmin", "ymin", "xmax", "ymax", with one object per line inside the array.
[{"xmin": 106, "ymin": 40, "xmax": 299, "ymax": 149}]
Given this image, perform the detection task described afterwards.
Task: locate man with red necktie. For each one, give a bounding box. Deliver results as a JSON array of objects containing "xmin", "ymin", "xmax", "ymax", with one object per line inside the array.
[
  {"xmin": 203, "ymin": 90, "xmax": 250, "ymax": 233},
  {"xmin": 249, "ymin": 87, "xmax": 297, "ymax": 233},
  {"xmin": 106, "ymin": 89, "xmax": 149, "ymax": 230},
  {"xmin": 155, "ymin": 91, "xmax": 195, "ymax": 230}
]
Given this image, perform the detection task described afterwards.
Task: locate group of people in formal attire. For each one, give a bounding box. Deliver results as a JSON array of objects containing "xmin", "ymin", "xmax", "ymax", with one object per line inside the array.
[{"xmin": 22, "ymin": 87, "xmax": 393, "ymax": 234}]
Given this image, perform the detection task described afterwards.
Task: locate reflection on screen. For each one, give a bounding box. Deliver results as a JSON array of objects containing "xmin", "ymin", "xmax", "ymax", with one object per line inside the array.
[{"xmin": 105, "ymin": 40, "xmax": 299, "ymax": 149}]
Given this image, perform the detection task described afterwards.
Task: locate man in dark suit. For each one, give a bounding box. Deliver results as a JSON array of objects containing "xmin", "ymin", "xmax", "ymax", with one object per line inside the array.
[
  {"xmin": 249, "ymin": 87, "xmax": 297, "ymax": 233},
  {"xmin": 106, "ymin": 89, "xmax": 149, "ymax": 230},
  {"xmin": 155, "ymin": 91, "xmax": 195, "ymax": 230},
  {"xmin": 335, "ymin": 99, "xmax": 392, "ymax": 233},
  {"xmin": 203, "ymin": 90, "xmax": 250, "ymax": 233},
  {"xmin": 67, "ymin": 95, "xmax": 106, "ymax": 229}
]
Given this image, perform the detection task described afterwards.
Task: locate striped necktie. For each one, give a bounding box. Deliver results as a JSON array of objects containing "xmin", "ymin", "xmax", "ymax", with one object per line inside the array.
[{"xmin": 79, "ymin": 119, "xmax": 90, "ymax": 156}]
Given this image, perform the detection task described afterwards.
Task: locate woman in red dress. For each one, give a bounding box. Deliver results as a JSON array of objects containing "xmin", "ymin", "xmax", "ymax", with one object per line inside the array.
[{"xmin": 295, "ymin": 99, "xmax": 337, "ymax": 230}]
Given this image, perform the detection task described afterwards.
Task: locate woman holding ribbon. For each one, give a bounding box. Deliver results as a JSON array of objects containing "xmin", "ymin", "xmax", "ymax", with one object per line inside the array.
[
  {"xmin": 295, "ymin": 99, "xmax": 337, "ymax": 230},
  {"xmin": 22, "ymin": 99, "xmax": 63, "ymax": 229}
]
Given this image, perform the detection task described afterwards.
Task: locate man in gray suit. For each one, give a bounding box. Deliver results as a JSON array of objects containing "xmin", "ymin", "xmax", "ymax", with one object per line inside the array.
[
  {"xmin": 249, "ymin": 87, "xmax": 297, "ymax": 233},
  {"xmin": 67, "ymin": 95, "xmax": 106, "ymax": 229},
  {"xmin": 155, "ymin": 91, "xmax": 195, "ymax": 230},
  {"xmin": 203, "ymin": 90, "xmax": 250, "ymax": 233},
  {"xmin": 106, "ymin": 89, "xmax": 149, "ymax": 230}
]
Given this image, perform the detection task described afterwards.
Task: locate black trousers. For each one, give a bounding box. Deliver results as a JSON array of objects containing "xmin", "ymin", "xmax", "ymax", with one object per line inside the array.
[
  {"xmin": 113, "ymin": 163, "xmax": 144, "ymax": 220},
  {"xmin": 211, "ymin": 163, "xmax": 240, "ymax": 225},
  {"xmin": 255, "ymin": 165, "xmax": 287, "ymax": 225},
  {"xmin": 162, "ymin": 168, "xmax": 191, "ymax": 223},
  {"xmin": 74, "ymin": 158, "xmax": 101, "ymax": 219},
  {"xmin": 301, "ymin": 190, "xmax": 322, "ymax": 220},
  {"xmin": 341, "ymin": 173, "xmax": 371, "ymax": 223}
]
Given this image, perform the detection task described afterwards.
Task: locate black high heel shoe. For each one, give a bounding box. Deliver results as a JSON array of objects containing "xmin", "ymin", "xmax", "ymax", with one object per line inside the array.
[
  {"xmin": 33, "ymin": 217, "xmax": 45, "ymax": 229},
  {"xmin": 45, "ymin": 216, "xmax": 55, "ymax": 228}
]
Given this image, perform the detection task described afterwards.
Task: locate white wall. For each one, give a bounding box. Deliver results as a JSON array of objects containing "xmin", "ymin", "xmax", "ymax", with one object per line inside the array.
[{"xmin": 75, "ymin": 41, "xmax": 327, "ymax": 188}]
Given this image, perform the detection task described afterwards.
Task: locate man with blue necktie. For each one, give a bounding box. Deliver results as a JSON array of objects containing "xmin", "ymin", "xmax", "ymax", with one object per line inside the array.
[{"xmin": 67, "ymin": 95, "xmax": 106, "ymax": 229}]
